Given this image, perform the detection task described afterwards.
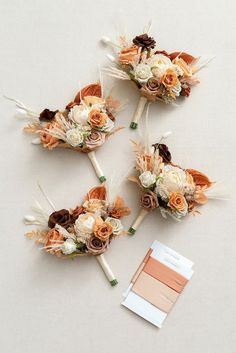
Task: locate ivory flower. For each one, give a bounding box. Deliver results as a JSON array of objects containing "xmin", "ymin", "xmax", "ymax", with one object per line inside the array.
[
  {"xmin": 155, "ymin": 165, "xmax": 187, "ymax": 200},
  {"xmin": 68, "ymin": 105, "xmax": 89, "ymax": 125},
  {"xmin": 66, "ymin": 128, "xmax": 84, "ymax": 147},
  {"xmin": 105, "ymin": 217, "xmax": 123, "ymax": 235},
  {"xmin": 61, "ymin": 239, "xmax": 77, "ymax": 255},
  {"xmin": 75, "ymin": 213, "xmax": 101, "ymax": 242},
  {"xmin": 139, "ymin": 171, "xmax": 156, "ymax": 188},
  {"xmin": 134, "ymin": 64, "xmax": 153, "ymax": 83}
]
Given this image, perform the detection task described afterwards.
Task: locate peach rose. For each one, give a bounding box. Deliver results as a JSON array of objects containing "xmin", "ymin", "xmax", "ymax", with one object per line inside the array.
[
  {"xmin": 161, "ymin": 69, "xmax": 178, "ymax": 88},
  {"xmin": 88, "ymin": 109, "xmax": 107, "ymax": 128},
  {"xmin": 94, "ymin": 222, "xmax": 113, "ymax": 241},
  {"xmin": 119, "ymin": 46, "xmax": 139, "ymax": 64},
  {"xmin": 168, "ymin": 192, "xmax": 188, "ymax": 215},
  {"xmin": 40, "ymin": 123, "xmax": 59, "ymax": 149}
]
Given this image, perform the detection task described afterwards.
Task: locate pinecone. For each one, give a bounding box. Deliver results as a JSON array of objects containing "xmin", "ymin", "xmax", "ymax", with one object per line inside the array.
[{"xmin": 132, "ymin": 33, "xmax": 156, "ymax": 50}]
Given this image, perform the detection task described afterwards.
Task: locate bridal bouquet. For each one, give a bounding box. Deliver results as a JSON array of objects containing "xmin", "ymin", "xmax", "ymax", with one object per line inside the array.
[
  {"xmin": 7, "ymin": 83, "xmax": 122, "ymax": 182},
  {"xmin": 24, "ymin": 184, "xmax": 131, "ymax": 286},
  {"xmin": 102, "ymin": 28, "xmax": 208, "ymax": 129},
  {"xmin": 128, "ymin": 138, "xmax": 219, "ymax": 234}
]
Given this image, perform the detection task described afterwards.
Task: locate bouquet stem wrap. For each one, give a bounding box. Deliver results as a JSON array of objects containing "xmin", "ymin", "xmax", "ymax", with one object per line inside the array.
[
  {"xmin": 130, "ymin": 97, "xmax": 147, "ymax": 129},
  {"xmin": 128, "ymin": 208, "xmax": 148, "ymax": 235},
  {"xmin": 96, "ymin": 254, "xmax": 118, "ymax": 286},
  {"xmin": 88, "ymin": 151, "xmax": 106, "ymax": 182}
]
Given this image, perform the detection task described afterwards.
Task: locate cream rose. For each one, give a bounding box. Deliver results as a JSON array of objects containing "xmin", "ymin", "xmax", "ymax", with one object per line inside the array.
[
  {"xmin": 75, "ymin": 213, "xmax": 99, "ymax": 242},
  {"xmin": 66, "ymin": 128, "xmax": 84, "ymax": 147},
  {"xmin": 105, "ymin": 217, "xmax": 123, "ymax": 235},
  {"xmin": 102, "ymin": 117, "xmax": 114, "ymax": 132},
  {"xmin": 134, "ymin": 64, "xmax": 153, "ymax": 84},
  {"xmin": 155, "ymin": 165, "xmax": 187, "ymax": 200},
  {"xmin": 68, "ymin": 105, "xmax": 89, "ymax": 125},
  {"xmin": 139, "ymin": 171, "xmax": 157, "ymax": 188}
]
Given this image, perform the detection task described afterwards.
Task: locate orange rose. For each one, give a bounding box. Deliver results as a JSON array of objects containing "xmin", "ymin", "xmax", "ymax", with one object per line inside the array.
[
  {"xmin": 168, "ymin": 192, "xmax": 188, "ymax": 214},
  {"xmin": 88, "ymin": 109, "xmax": 107, "ymax": 128},
  {"xmin": 119, "ymin": 46, "xmax": 139, "ymax": 64},
  {"xmin": 40, "ymin": 123, "xmax": 59, "ymax": 149},
  {"xmin": 161, "ymin": 69, "xmax": 178, "ymax": 88},
  {"xmin": 94, "ymin": 222, "xmax": 113, "ymax": 241}
]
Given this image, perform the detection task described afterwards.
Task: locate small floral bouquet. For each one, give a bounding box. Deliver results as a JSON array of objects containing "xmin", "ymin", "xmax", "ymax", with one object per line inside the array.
[
  {"xmin": 6, "ymin": 83, "xmax": 122, "ymax": 182},
  {"xmin": 102, "ymin": 27, "xmax": 209, "ymax": 129},
  {"xmin": 128, "ymin": 134, "xmax": 221, "ymax": 234},
  {"xmin": 24, "ymin": 183, "xmax": 131, "ymax": 286}
]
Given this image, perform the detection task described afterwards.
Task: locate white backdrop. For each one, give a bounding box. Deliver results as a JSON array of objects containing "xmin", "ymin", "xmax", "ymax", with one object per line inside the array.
[{"xmin": 1, "ymin": 1, "xmax": 236, "ymax": 352}]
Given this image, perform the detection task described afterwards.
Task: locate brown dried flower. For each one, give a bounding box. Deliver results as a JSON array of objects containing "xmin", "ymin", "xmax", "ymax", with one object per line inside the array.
[
  {"xmin": 48, "ymin": 209, "xmax": 73, "ymax": 229},
  {"xmin": 152, "ymin": 143, "xmax": 172, "ymax": 163},
  {"xmin": 141, "ymin": 191, "xmax": 158, "ymax": 210},
  {"xmin": 133, "ymin": 33, "xmax": 156, "ymax": 50},
  {"xmin": 39, "ymin": 109, "xmax": 58, "ymax": 122},
  {"xmin": 71, "ymin": 206, "xmax": 85, "ymax": 223}
]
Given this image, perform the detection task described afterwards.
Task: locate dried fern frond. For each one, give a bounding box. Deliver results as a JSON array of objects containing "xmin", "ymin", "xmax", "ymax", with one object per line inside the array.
[
  {"xmin": 106, "ymin": 126, "xmax": 124, "ymax": 137},
  {"xmin": 128, "ymin": 176, "xmax": 141, "ymax": 187},
  {"xmin": 25, "ymin": 230, "xmax": 48, "ymax": 244},
  {"xmin": 23, "ymin": 123, "xmax": 41, "ymax": 134}
]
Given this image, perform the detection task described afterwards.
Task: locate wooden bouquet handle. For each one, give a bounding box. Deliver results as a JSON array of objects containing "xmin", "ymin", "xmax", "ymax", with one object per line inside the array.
[
  {"xmin": 87, "ymin": 151, "xmax": 106, "ymax": 183},
  {"xmin": 128, "ymin": 208, "xmax": 149, "ymax": 235},
  {"xmin": 130, "ymin": 96, "xmax": 148, "ymax": 129},
  {"xmin": 96, "ymin": 254, "xmax": 118, "ymax": 286}
]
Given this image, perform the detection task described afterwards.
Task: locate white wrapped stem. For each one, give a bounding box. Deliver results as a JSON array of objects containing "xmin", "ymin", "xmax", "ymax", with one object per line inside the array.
[
  {"xmin": 96, "ymin": 254, "xmax": 118, "ymax": 286},
  {"xmin": 128, "ymin": 208, "xmax": 149, "ymax": 235},
  {"xmin": 130, "ymin": 97, "xmax": 147, "ymax": 129},
  {"xmin": 87, "ymin": 151, "xmax": 106, "ymax": 182}
]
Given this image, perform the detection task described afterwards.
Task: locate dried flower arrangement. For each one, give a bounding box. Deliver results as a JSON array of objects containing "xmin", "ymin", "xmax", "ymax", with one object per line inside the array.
[
  {"xmin": 128, "ymin": 132, "xmax": 224, "ymax": 234},
  {"xmin": 6, "ymin": 82, "xmax": 122, "ymax": 182},
  {"xmin": 102, "ymin": 24, "xmax": 210, "ymax": 129},
  {"xmin": 24, "ymin": 183, "xmax": 131, "ymax": 286}
]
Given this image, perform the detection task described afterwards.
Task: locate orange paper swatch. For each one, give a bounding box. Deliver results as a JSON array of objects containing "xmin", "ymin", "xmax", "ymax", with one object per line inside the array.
[
  {"xmin": 143, "ymin": 257, "xmax": 188, "ymax": 293},
  {"xmin": 132, "ymin": 271, "xmax": 179, "ymax": 313}
]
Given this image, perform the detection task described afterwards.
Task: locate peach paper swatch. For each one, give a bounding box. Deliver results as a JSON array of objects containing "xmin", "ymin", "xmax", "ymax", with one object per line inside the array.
[
  {"xmin": 143, "ymin": 257, "xmax": 188, "ymax": 293},
  {"xmin": 132, "ymin": 271, "xmax": 179, "ymax": 313}
]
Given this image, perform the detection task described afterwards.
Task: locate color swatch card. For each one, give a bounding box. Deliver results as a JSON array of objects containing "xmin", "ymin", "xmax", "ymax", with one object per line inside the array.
[{"xmin": 122, "ymin": 241, "xmax": 194, "ymax": 328}]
